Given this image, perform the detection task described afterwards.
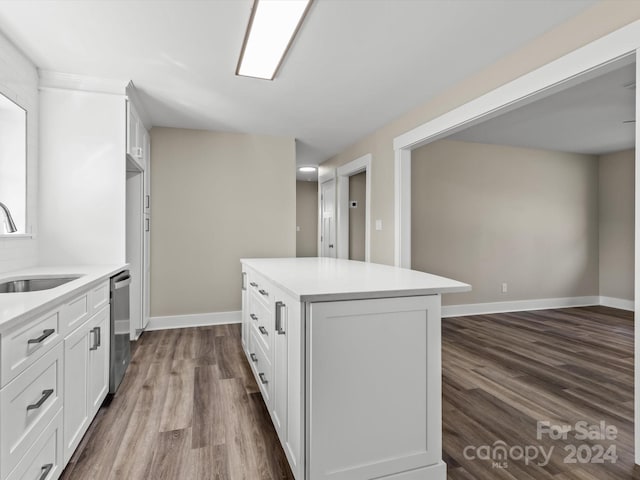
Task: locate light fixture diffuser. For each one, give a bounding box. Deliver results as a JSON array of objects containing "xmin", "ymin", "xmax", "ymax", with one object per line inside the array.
[
  {"xmin": 298, "ymin": 166, "xmax": 317, "ymax": 172},
  {"xmin": 237, "ymin": 0, "xmax": 312, "ymax": 80}
]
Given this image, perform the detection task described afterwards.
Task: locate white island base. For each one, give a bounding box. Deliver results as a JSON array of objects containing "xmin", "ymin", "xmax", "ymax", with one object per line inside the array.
[{"xmin": 240, "ymin": 258, "xmax": 470, "ymax": 480}]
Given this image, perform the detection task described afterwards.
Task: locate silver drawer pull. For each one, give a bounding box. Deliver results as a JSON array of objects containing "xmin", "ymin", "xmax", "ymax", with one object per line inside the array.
[
  {"xmin": 259, "ymin": 373, "xmax": 268, "ymax": 385},
  {"xmin": 250, "ymin": 353, "xmax": 258, "ymax": 363},
  {"xmin": 275, "ymin": 301, "xmax": 286, "ymax": 335},
  {"xmin": 28, "ymin": 329, "xmax": 55, "ymax": 344},
  {"xmin": 250, "ymin": 282, "xmax": 258, "ymax": 287},
  {"xmin": 259, "ymin": 289, "xmax": 268, "ymax": 296},
  {"xmin": 259, "ymin": 326, "xmax": 268, "ymax": 335},
  {"xmin": 89, "ymin": 327, "xmax": 99, "ymax": 350},
  {"xmin": 250, "ymin": 314, "xmax": 258, "ymax": 321},
  {"xmin": 27, "ymin": 389, "xmax": 54, "ymax": 411},
  {"xmin": 38, "ymin": 464, "xmax": 53, "ymax": 480}
]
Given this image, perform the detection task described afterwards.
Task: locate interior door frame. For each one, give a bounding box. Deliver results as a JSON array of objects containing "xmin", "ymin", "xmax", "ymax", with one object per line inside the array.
[
  {"xmin": 336, "ymin": 154, "xmax": 372, "ymax": 262},
  {"xmin": 318, "ymin": 169, "xmax": 336, "ymax": 257},
  {"xmin": 392, "ymin": 19, "xmax": 640, "ymax": 462}
]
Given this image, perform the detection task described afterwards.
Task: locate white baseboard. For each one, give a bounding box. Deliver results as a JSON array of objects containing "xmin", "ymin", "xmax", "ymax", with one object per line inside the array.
[
  {"xmin": 441, "ymin": 296, "xmax": 601, "ymax": 318},
  {"xmin": 146, "ymin": 310, "xmax": 241, "ymax": 331},
  {"xmin": 599, "ymin": 296, "xmax": 634, "ymax": 311}
]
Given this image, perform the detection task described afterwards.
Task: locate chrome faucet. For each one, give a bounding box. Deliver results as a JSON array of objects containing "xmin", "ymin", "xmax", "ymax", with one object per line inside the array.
[{"xmin": 0, "ymin": 202, "xmax": 17, "ymax": 233}]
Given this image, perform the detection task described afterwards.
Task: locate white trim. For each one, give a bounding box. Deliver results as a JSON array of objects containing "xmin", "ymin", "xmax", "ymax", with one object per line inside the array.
[
  {"xmin": 600, "ymin": 296, "xmax": 635, "ymax": 312},
  {"xmin": 38, "ymin": 70, "xmax": 128, "ymax": 95},
  {"xmin": 441, "ymin": 296, "xmax": 600, "ymax": 318},
  {"xmin": 441, "ymin": 296, "xmax": 634, "ymax": 318},
  {"xmin": 336, "ymin": 154, "xmax": 372, "ymax": 262},
  {"xmin": 393, "ymin": 20, "xmax": 640, "ymax": 268},
  {"xmin": 146, "ymin": 310, "xmax": 241, "ymax": 331},
  {"xmin": 394, "ymin": 148, "xmax": 411, "ymax": 267},
  {"xmin": 635, "ymin": 51, "xmax": 640, "ymax": 465}
]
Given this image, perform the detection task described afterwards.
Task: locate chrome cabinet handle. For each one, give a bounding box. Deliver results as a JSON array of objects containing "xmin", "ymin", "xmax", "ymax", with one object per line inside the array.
[
  {"xmin": 259, "ymin": 289, "xmax": 268, "ymax": 297},
  {"xmin": 96, "ymin": 326, "xmax": 101, "ymax": 347},
  {"xmin": 250, "ymin": 353, "xmax": 258, "ymax": 362},
  {"xmin": 38, "ymin": 464, "xmax": 53, "ymax": 480},
  {"xmin": 145, "ymin": 195, "xmax": 150, "ymax": 209},
  {"xmin": 90, "ymin": 327, "xmax": 99, "ymax": 350},
  {"xmin": 275, "ymin": 301, "xmax": 286, "ymax": 335},
  {"xmin": 259, "ymin": 373, "xmax": 268, "ymax": 385},
  {"xmin": 145, "ymin": 218, "xmax": 150, "ymax": 232},
  {"xmin": 250, "ymin": 313, "xmax": 258, "ymax": 321},
  {"xmin": 259, "ymin": 326, "xmax": 268, "ymax": 335},
  {"xmin": 27, "ymin": 389, "xmax": 54, "ymax": 411},
  {"xmin": 249, "ymin": 282, "xmax": 258, "ymax": 287},
  {"xmin": 241, "ymin": 272, "xmax": 247, "ymax": 291},
  {"xmin": 28, "ymin": 329, "xmax": 55, "ymax": 344}
]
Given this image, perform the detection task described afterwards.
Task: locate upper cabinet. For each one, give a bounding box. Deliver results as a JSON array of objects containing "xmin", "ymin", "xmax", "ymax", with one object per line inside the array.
[{"xmin": 126, "ymin": 101, "xmax": 146, "ymax": 171}]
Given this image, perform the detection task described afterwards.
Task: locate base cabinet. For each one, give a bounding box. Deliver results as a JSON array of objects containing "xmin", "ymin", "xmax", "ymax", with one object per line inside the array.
[
  {"xmin": 63, "ymin": 305, "xmax": 110, "ymax": 463},
  {"xmin": 241, "ymin": 264, "xmax": 446, "ymax": 480},
  {"xmin": 0, "ymin": 279, "xmax": 112, "ymax": 480}
]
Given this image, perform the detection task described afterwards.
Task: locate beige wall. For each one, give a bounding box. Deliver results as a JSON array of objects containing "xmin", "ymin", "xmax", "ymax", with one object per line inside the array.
[
  {"xmin": 599, "ymin": 149, "xmax": 635, "ymax": 301},
  {"xmin": 349, "ymin": 172, "xmax": 366, "ymax": 261},
  {"xmin": 411, "ymin": 140, "xmax": 599, "ymax": 306},
  {"xmin": 320, "ymin": 2, "xmax": 640, "ymax": 265},
  {"xmin": 150, "ymin": 128, "xmax": 296, "ymax": 316},
  {"xmin": 296, "ymin": 180, "xmax": 318, "ymax": 257}
]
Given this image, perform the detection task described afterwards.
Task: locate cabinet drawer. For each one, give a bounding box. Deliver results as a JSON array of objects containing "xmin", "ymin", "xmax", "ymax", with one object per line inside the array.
[
  {"xmin": 1, "ymin": 310, "xmax": 61, "ymax": 388},
  {"xmin": 59, "ymin": 291, "xmax": 89, "ymax": 336},
  {"xmin": 249, "ymin": 329, "xmax": 272, "ymax": 406},
  {"xmin": 1, "ymin": 343, "xmax": 63, "ymax": 480},
  {"xmin": 7, "ymin": 409, "xmax": 63, "ymax": 480},
  {"xmin": 247, "ymin": 272, "xmax": 272, "ymax": 308},
  {"xmin": 250, "ymin": 298, "xmax": 272, "ymax": 354},
  {"xmin": 89, "ymin": 281, "xmax": 109, "ymax": 315}
]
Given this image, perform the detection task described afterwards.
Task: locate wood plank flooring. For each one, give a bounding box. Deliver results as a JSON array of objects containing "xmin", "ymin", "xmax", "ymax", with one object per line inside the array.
[
  {"xmin": 61, "ymin": 306, "xmax": 637, "ymax": 479},
  {"xmin": 443, "ymin": 306, "xmax": 638, "ymax": 479},
  {"xmin": 60, "ymin": 323, "xmax": 294, "ymax": 480}
]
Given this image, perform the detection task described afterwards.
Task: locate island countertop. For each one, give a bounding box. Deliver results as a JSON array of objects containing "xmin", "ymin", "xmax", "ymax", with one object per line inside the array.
[{"xmin": 241, "ymin": 257, "xmax": 470, "ymax": 302}]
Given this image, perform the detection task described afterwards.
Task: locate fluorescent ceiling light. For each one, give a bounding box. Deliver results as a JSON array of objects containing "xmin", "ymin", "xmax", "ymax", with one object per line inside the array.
[
  {"xmin": 298, "ymin": 166, "xmax": 317, "ymax": 172},
  {"xmin": 237, "ymin": 0, "xmax": 312, "ymax": 80}
]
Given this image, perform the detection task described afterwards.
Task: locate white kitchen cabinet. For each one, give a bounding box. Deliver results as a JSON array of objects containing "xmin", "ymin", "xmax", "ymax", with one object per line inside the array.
[
  {"xmin": 87, "ymin": 306, "xmax": 110, "ymax": 418},
  {"xmin": 0, "ymin": 273, "xmax": 116, "ymax": 480},
  {"xmin": 272, "ymin": 287, "xmax": 303, "ymax": 478},
  {"xmin": 241, "ymin": 258, "xmax": 470, "ymax": 480},
  {"xmin": 126, "ymin": 101, "xmax": 145, "ymax": 169},
  {"xmin": 63, "ymin": 304, "xmax": 110, "ymax": 464}
]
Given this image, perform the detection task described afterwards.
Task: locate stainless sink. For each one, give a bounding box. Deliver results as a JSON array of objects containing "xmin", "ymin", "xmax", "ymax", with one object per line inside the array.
[{"xmin": 0, "ymin": 276, "xmax": 82, "ymax": 293}]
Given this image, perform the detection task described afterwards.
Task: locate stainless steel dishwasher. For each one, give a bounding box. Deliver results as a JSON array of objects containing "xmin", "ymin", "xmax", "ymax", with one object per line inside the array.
[{"xmin": 110, "ymin": 270, "xmax": 131, "ymax": 394}]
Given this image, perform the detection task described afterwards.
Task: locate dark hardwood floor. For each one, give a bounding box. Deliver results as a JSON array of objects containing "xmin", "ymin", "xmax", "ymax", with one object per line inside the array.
[
  {"xmin": 443, "ymin": 306, "xmax": 637, "ymax": 480},
  {"xmin": 60, "ymin": 323, "xmax": 294, "ymax": 480},
  {"xmin": 61, "ymin": 306, "xmax": 636, "ymax": 479}
]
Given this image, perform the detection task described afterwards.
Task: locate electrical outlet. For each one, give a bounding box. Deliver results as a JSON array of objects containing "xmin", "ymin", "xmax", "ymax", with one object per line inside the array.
[
  {"xmin": 501, "ymin": 282, "xmax": 508, "ymax": 294},
  {"xmin": 375, "ymin": 220, "xmax": 383, "ymax": 231}
]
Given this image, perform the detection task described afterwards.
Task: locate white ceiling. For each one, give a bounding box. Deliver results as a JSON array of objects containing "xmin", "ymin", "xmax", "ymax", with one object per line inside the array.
[
  {"xmin": 0, "ymin": 0, "xmax": 597, "ymax": 174},
  {"xmin": 450, "ymin": 61, "xmax": 636, "ymax": 155}
]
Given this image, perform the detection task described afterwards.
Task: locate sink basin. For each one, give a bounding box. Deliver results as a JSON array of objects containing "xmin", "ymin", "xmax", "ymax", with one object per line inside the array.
[{"xmin": 0, "ymin": 276, "xmax": 82, "ymax": 293}]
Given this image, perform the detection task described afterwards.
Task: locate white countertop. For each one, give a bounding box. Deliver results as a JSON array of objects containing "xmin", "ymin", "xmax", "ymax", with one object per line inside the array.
[
  {"xmin": 241, "ymin": 257, "xmax": 471, "ymax": 302},
  {"xmin": 0, "ymin": 265, "xmax": 128, "ymax": 332}
]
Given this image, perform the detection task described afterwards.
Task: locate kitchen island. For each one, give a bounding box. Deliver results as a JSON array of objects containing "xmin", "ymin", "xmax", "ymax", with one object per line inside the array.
[{"xmin": 240, "ymin": 257, "xmax": 470, "ymax": 480}]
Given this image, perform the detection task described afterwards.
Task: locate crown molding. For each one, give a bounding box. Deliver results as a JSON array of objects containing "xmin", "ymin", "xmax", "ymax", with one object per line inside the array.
[{"xmin": 38, "ymin": 70, "xmax": 128, "ymax": 95}]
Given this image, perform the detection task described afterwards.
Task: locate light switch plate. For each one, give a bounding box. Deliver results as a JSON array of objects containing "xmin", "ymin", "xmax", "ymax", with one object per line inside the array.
[
  {"xmin": 296, "ymin": 226, "xmax": 301, "ymax": 231},
  {"xmin": 375, "ymin": 220, "xmax": 383, "ymax": 231}
]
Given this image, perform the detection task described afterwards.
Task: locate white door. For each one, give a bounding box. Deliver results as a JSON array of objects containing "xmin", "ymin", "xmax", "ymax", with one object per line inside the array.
[{"xmin": 320, "ymin": 179, "xmax": 336, "ymax": 258}]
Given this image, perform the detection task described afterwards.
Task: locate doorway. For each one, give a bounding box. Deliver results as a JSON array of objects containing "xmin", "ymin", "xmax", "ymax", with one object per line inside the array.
[
  {"xmin": 334, "ymin": 153, "xmax": 372, "ymax": 261},
  {"xmin": 320, "ymin": 177, "xmax": 336, "ymax": 257}
]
